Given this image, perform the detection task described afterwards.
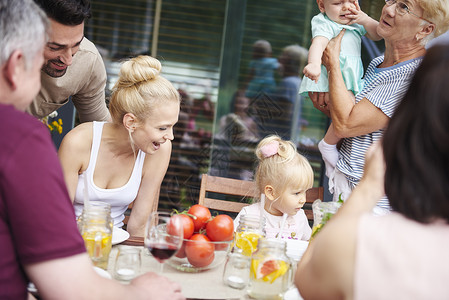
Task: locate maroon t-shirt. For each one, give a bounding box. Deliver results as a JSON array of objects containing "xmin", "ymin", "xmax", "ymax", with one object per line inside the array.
[{"xmin": 0, "ymin": 104, "xmax": 86, "ymax": 299}]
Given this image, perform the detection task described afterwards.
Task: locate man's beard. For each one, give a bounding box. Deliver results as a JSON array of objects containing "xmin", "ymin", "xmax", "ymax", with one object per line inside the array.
[{"xmin": 41, "ymin": 59, "xmax": 68, "ymax": 78}]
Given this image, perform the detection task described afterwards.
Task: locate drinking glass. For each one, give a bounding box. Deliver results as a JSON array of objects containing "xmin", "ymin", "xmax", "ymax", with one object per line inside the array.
[
  {"xmin": 222, "ymin": 248, "xmax": 251, "ymax": 289},
  {"xmin": 114, "ymin": 246, "xmax": 141, "ymax": 282},
  {"xmin": 144, "ymin": 211, "xmax": 183, "ymax": 273}
]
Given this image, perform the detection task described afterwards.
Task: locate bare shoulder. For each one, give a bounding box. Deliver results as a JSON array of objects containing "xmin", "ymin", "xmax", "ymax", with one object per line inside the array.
[{"xmin": 59, "ymin": 122, "xmax": 94, "ymax": 153}]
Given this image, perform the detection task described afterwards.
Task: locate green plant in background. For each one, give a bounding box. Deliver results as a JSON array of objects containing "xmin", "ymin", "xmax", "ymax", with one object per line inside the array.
[{"xmin": 361, "ymin": 0, "xmax": 385, "ymax": 21}]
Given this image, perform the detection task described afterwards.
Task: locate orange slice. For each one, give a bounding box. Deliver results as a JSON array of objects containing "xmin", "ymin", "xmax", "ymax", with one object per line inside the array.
[{"xmin": 235, "ymin": 231, "xmax": 263, "ymax": 256}]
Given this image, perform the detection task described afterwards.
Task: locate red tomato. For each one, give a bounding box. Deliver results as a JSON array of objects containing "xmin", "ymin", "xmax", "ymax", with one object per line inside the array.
[
  {"xmin": 167, "ymin": 215, "xmax": 184, "ymax": 238},
  {"xmin": 188, "ymin": 205, "xmax": 211, "ymax": 232},
  {"xmin": 175, "ymin": 240, "xmax": 187, "ymax": 258},
  {"xmin": 206, "ymin": 214, "xmax": 234, "ymax": 242},
  {"xmin": 185, "ymin": 233, "xmax": 215, "ymax": 268},
  {"xmin": 176, "ymin": 214, "xmax": 194, "ymax": 239}
]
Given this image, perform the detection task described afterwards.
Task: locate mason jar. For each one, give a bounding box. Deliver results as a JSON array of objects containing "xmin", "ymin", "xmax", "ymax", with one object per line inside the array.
[
  {"xmin": 234, "ymin": 214, "xmax": 266, "ymax": 257},
  {"xmin": 78, "ymin": 202, "xmax": 113, "ymax": 269},
  {"xmin": 247, "ymin": 238, "xmax": 292, "ymax": 300}
]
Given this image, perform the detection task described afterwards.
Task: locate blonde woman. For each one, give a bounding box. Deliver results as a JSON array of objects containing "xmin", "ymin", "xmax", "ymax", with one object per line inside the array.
[
  {"xmin": 233, "ymin": 135, "xmax": 314, "ymax": 241},
  {"xmin": 59, "ymin": 55, "xmax": 180, "ymax": 237}
]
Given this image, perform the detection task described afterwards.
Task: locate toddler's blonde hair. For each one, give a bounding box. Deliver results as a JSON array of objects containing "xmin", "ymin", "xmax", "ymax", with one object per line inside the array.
[{"xmin": 254, "ymin": 135, "xmax": 314, "ymax": 198}]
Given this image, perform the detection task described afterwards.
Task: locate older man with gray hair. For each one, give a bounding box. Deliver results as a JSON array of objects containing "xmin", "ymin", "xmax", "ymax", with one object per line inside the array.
[{"xmin": 0, "ymin": 0, "xmax": 184, "ymax": 299}]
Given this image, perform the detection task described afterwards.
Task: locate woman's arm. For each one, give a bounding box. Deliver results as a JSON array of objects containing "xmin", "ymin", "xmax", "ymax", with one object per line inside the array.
[
  {"xmin": 126, "ymin": 140, "xmax": 173, "ymax": 237},
  {"xmin": 322, "ymin": 30, "xmax": 389, "ymax": 138},
  {"xmin": 303, "ymin": 36, "xmax": 330, "ymax": 83},
  {"xmin": 295, "ymin": 144, "xmax": 385, "ymax": 299},
  {"xmin": 58, "ymin": 123, "xmax": 92, "ymax": 202}
]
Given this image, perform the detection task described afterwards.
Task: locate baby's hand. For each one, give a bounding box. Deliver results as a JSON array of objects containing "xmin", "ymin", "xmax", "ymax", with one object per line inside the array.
[
  {"xmin": 347, "ymin": 1, "xmax": 368, "ymax": 25},
  {"xmin": 303, "ymin": 63, "xmax": 321, "ymax": 83}
]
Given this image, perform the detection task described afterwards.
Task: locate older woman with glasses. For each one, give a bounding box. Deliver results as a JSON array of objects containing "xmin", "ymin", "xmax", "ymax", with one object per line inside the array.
[
  {"xmin": 312, "ymin": 0, "xmax": 449, "ymax": 211},
  {"xmin": 296, "ymin": 43, "xmax": 449, "ymax": 300}
]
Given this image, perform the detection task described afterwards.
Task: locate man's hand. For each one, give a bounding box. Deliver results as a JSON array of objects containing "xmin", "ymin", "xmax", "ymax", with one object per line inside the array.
[{"xmin": 130, "ymin": 272, "xmax": 185, "ymax": 300}]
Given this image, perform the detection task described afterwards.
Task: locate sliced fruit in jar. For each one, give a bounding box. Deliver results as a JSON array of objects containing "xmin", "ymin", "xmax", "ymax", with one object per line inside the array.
[
  {"xmin": 235, "ymin": 231, "xmax": 262, "ymax": 256},
  {"xmin": 251, "ymin": 258, "xmax": 289, "ymax": 283}
]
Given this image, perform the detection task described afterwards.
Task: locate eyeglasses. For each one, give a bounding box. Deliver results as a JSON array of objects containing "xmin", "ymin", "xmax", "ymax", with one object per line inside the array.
[{"xmin": 385, "ymin": 0, "xmax": 432, "ymax": 23}]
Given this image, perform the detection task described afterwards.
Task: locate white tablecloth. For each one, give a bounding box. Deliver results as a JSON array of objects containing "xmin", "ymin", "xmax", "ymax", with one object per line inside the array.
[{"xmin": 107, "ymin": 245, "xmax": 303, "ymax": 300}]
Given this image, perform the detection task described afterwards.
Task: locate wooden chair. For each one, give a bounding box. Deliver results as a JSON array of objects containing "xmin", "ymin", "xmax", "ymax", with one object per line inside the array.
[
  {"xmin": 198, "ymin": 174, "xmax": 258, "ymax": 214},
  {"xmin": 198, "ymin": 174, "xmax": 324, "ymax": 223}
]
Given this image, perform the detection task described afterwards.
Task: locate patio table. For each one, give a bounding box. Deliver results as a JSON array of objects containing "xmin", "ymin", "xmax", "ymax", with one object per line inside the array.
[{"xmin": 106, "ymin": 236, "xmax": 303, "ymax": 300}]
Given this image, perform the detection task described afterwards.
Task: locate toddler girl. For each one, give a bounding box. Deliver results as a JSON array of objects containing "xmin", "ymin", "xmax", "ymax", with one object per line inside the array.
[
  {"xmin": 298, "ymin": 0, "xmax": 381, "ymax": 177},
  {"xmin": 234, "ymin": 135, "xmax": 314, "ymax": 240}
]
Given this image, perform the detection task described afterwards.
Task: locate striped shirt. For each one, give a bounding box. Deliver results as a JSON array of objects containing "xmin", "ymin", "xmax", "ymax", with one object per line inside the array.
[{"xmin": 337, "ymin": 55, "xmax": 422, "ymax": 208}]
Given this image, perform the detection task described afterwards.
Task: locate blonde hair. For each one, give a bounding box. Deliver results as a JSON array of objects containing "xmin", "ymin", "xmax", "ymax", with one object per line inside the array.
[
  {"xmin": 109, "ymin": 55, "xmax": 180, "ymax": 125},
  {"xmin": 254, "ymin": 135, "xmax": 314, "ymax": 197},
  {"xmin": 420, "ymin": 0, "xmax": 449, "ymax": 44}
]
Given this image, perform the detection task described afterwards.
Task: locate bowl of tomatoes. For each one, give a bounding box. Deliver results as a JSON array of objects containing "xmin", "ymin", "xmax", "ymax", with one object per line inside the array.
[{"xmin": 166, "ymin": 205, "xmax": 235, "ymax": 272}]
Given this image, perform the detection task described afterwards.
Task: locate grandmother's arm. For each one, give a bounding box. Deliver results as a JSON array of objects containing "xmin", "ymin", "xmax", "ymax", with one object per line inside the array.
[{"xmin": 323, "ymin": 30, "xmax": 389, "ymax": 138}]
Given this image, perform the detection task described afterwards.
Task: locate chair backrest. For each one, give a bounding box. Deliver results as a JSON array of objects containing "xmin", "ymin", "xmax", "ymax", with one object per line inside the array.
[
  {"xmin": 198, "ymin": 174, "xmax": 259, "ymax": 214},
  {"xmin": 198, "ymin": 174, "xmax": 324, "ymax": 222}
]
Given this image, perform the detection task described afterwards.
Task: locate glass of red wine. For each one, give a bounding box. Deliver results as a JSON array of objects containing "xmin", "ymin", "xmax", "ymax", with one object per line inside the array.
[{"xmin": 144, "ymin": 211, "xmax": 183, "ymax": 273}]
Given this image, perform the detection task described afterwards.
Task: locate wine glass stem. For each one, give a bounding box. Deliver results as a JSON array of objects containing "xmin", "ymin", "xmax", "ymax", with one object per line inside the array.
[{"xmin": 160, "ymin": 262, "xmax": 165, "ymax": 274}]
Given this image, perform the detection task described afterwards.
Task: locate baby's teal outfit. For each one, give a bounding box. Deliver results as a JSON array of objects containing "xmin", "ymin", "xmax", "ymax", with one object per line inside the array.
[{"xmin": 299, "ymin": 13, "xmax": 367, "ymax": 96}]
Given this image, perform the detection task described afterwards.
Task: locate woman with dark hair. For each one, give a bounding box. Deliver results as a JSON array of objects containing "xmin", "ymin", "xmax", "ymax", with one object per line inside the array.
[
  {"xmin": 295, "ymin": 44, "xmax": 449, "ymax": 299},
  {"xmin": 383, "ymin": 45, "xmax": 449, "ymax": 222}
]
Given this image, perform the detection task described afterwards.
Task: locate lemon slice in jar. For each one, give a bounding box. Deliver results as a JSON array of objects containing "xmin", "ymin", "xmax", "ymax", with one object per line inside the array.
[
  {"xmin": 235, "ymin": 231, "xmax": 262, "ymax": 256},
  {"xmin": 250, "ymin": 258, "xmax": 289, "ymax": 283}
]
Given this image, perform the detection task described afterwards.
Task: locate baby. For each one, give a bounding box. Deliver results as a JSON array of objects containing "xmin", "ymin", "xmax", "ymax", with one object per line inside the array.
[{"xmin": 299, "ymin": 0, "xmax": 381, "ymax": 177}]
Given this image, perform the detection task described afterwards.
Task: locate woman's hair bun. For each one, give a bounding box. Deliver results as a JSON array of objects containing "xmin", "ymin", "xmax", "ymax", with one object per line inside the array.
[{"xmin": 115, "ymin": 55, "xmax": 162, "ymax": 88}]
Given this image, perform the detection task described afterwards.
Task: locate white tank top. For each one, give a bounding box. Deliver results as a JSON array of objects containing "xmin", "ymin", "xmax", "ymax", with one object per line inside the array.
[{"xmin": 74, "ymin": 121, "xmax": 146, "ymax": 227}]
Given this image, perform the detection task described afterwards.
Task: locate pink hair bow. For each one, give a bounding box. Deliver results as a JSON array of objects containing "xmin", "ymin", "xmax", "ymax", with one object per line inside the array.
[{"xmin": 260, "ymin": 140, "xmax": 279, "ymax": 158}]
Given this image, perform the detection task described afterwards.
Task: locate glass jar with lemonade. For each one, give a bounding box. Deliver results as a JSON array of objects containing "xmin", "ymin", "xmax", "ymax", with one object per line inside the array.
[
  {"xmin": 234, "ymin": 215, "xmax": 266, "ymax": 257},
  {"xmin": 79, "ymin": 202, "xmax": 113, "ymax": 269},
  {"xmin": 247, "ymin": 238, "xmax": 292, "ymax": 300}
]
